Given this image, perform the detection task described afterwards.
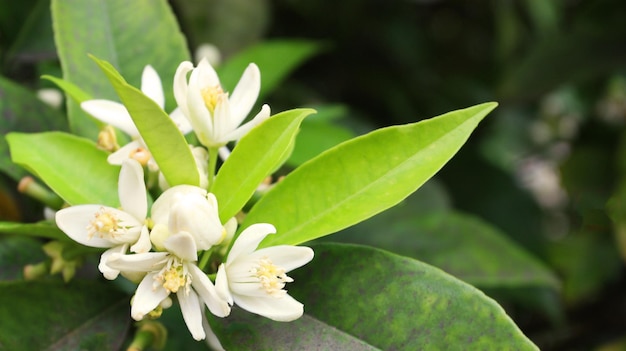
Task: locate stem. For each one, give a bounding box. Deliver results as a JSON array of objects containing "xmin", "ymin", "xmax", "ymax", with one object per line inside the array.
[
  {"xmin": 198, "ymin": 248, "xmax": 214, "ymax": 271},
  {"xmin": 18, "ymin": 176, "xmax": 64, "ymax": 209},
  {"xmin": 208, "ymin": 147, "xmax": 218, "ymax": 191}
]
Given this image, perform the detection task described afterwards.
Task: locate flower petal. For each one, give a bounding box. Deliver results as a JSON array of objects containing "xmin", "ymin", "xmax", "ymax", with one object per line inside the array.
[
  {"xmin": 228, "ymin": 63, "xmax": 261, "ymax": 128},
  {"xmin": 194, "ymin": 58, "xmax": 221, "ymax": 88},
  {"xmin": 201, "ymin": 309, "xmax": 226, "ymax": 351},
  {"xmin": 249, "ymin": 246, "xmax": 314, "ymax": 272},
  {"xmin": 173, "ymin": 61, "xmax": 194, "ymax": 117},
  {"xmin": 222, "ymin": 104, "xmax": 270, "ymax": 143},
  {"xmin": 233, "ymin": 293, "xmax": 304, "ymax": 322},
  {"xmin": 169, "ymin": 192, "xmax": 222, "ymax": 250},
  {"xmin": 107, "ymin": 140, "xmax": 143, "ymax": 165},
  {"xmin": 189, "ymin": 264, "xmax": 231, "ymax": 317},
  {"xmin": 164, "ymin": 232, "xmax": 198, "ymax": 261},
  {"xmin": 107, "ymin": 251, "xmax": 169, "ymax": 272},
  {"xmin": 211, "ymin": 95, "xmax": 231, "ymax": 145},
  {"xmin": 151, "ymin": 185, "xmax": 208, "ymax": 225},
  {"xmin": 55, "ymin": 205, "xmax": 132, "ymax": 248},
  {"xmin": 119, "ymin": 159, "xmax": 147, "ymax": 221},
  {"xmin": 215, "ymin": 264, "xmax": 234, "ymax": 305},
  {"xmin": 81, "ymin": 100, "xmax": 139, "ymax": 137},
  {"xmin": 98, "ymin": 244, "xmax": 128, "ymax": 280},
  {"xmin": 141, "ymin": 65, "xmax": 165, "ymax": 108},
  {"xmin": 130, "ymin": 225, "xmax": 151, "ymax": 253},
  {"xmin": 177, "ymin": 290, "xmax": 205, "ymax": 341},
  {"xmin": 186, "ymin": 79, "xmax": 214, "ymax": 147},
  {"xmin": 132, "ymin": 272, "xmax": 170, "ymax": 320},
  {"xmin": 226, "ymin": 223, "xmax": 276, "ymax": 264}
]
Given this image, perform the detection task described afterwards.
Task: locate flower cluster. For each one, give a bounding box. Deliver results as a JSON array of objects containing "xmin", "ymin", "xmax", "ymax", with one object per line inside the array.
[{"xmin": 54, "ymin": 60, "xmax": 314, "ymax": 346}]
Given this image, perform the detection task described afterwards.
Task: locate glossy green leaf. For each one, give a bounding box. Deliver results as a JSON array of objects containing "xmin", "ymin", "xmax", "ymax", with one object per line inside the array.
[
  {"xmin": 212, "ymin": 109, "xmax": 314, "ymax": 222},
  {"xmin": 218, "ymin": 40, "xmax": 321, "ymax": 100},
  {"xmin": 91, "ymin": 56, "xmax": 200, "ymax": 187},
  {"xmin": 0, "ymin": 221, "xmax": 66, "ymax": 241},
  {"xmin": 0, "ymin": 236, "xmax": 47, "ymax": 281},
  {"xmin": 335, "ymin": 209, "xmax": 560, "ymax": 289},
  {"xmin": 0, "ymin": 280, "xmax": 129, "ymax": 350},
  {"xmin": 42, "ymin": 75, "xmax": 92, "ymax": 104},
  {"xmin": 212, "ymin": 308, "xmax": 380, "ymax": 351},
  {"xmin": 243, "ymin": 102, "xmax": 497, "ymax": 247},
  {"xmin": 7, "ymin": 132, "xmax": 120, "ymax": 206},
  {"xmin": 51, "ymin": 0, "xmax": 190, "ymax": 138},
  {"xmin": 215, "ymin": 243, "xmax": 537, "ymax": 350},
  {"xmin": 0, "ymin": 76, "xmax": 67, "ymax": 180}
]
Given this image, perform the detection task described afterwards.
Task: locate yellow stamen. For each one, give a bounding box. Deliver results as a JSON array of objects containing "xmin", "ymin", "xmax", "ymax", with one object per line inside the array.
[
  {"xmin": 251, "ymin": 257, "xmax": 293, "ymax": 297},
  {"xmin": 87, "ymin": 208, "xmax": 121, "ymax": 239},
  {"xmin": 200, "ymin": 85, "xmax": 225, "ymax": 114},
  {"xmin": 156, "ymin": 259, "xmax": 190, "ymax": 294}
]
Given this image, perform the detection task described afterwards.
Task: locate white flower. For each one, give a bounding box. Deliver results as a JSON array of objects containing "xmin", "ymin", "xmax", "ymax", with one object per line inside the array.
[
  {"xmin": 81, "ymin": 64, "xmax": 192, "ymax": 165},
  {"xmin": 150, "ymin": 185, "xmax": 225, "ymax": 251},
  {"xmin": 173, "ymin": 58, "xmax": 271, "ymax": 148},
  {"xmin": 107, "ymin": 232, "xmax": 230, "ymax": 341},
  {"xmin": 55, "ymin": 159, "xmax": 151, "ymax": 279},
  {"xmin": 216, "ymin": 223, "xmax": 314, "ymax": 322}
]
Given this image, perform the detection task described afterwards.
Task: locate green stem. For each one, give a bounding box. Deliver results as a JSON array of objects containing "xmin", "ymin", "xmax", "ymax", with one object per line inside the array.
[
  {"xmin": 198, "ymin": 248, "xmax": 214, "ymax": 271},
  {"xmin": 208, "ymin": 147, "xmax": 219, "ymax": 191},
  {"xmin": 18, "ymin": 176, "xmax": 64, "ymax": 209}
]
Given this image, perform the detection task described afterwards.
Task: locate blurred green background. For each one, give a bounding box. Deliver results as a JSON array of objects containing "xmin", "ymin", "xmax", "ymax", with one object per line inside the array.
[{"xmin": 3, "ymin": 0, "xmax": 626, "ymax": 349}]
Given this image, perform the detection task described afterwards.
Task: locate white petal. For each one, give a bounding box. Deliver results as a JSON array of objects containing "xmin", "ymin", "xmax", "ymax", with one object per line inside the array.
[
  {"xmin": 226, "ymin": 223, "xmax": 276, "ymax": 264},
  {"xmin": 201, "ymin": 309, "xmax": 226, "ymax": 351},
  {"xmin": 130, "ymin": 225, "xmax": 152, "ymax": 253},
  {"xmin": 151, "ymin": 185, "xmax": 208, "ymax": 225},
  {"xmin": 233, "ymin": 293, "xmax": 304, "ymax": 322},
  {"xmin": 189, "ymin": 264, "xmax": 231, "ymax": 317},
  {"xmin": 81, "ymin": 100, "xmax": 139, "ymax": 137},
  {"xmin": 132, "ymin": 272, "xmax": 170, "ymax": 320},
  {"xmin": 211, "ymin": 96, "xmax": 232, "ymax": 146},
  {"xmin": 169, "ymin": 193, "xmax": 222, "ymax": 250},
  {"xmin": 178, "ymin": 290, "xmax": 205, "ymax": 340},
  {"xmin": 141, "ymin": 65, "xmax": 165, "ymax": 108},
  {"xmin": 228, "ymin": 63, "xmax": 261, "ymax": 128},
  {"xmin": 194, "ymin": 58, "xmax": 221, "ymax": 88},
  {"xmin": 173, "ymin": 61, "xmax": 194, "ymax": 117},
  {"xmin": 107, "ymin": 140, "xmax": 143, "ymax": 165},
  {"xmin": 107, "ymin": 251, "xmax": 169, "ymax": 272},
  {"xmin": 98, "ymin": 244, "xmax": 128, "ymax": 280},
  {"xmin": 186, "ymin": 80, "xmax": 214, "ymax": 147},
  {"xmin": 170, "ymin": 107, "xmax": 193, "ymax": 134},
  {"xmin": 119, "ymin": 159, "xmax": 147, "ymax": 221},
  {"xmin": 215, "ymin": 264, "xmax": 234, "ymax": 305},
  {"xmin": 217, "ymin": 146, "xmax": 231, "ymax": 161},
  {"xmin": 250, "ymin": 246, "xmax": 314, "ymax": 272},
  {"xmin": 55, "ymin": 205, "xmax": 136, "ymax": 248},
  {"xmin": 222, "ymin": 104, "xmax": 270, "ymax": 143},
  {"xmin": 164, "ymin": 232, "xmax": 198, "ymax": 261}
]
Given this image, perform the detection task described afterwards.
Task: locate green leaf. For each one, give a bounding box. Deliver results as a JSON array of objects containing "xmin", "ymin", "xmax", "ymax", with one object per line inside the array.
[
  {"xmin": 218, "ymin": 40, "xmax": 321, "ymax": 100},
  {"xmin": 212, "ymin": 309, "xmax": 380, "ymax": 351},
  {"xmin": 0, "ymin": 280, "xmax": 130, "ymax": 350},
  {"xmin": 51, "ymin": 0, "xmax": 190, "ymax": 138},
  {"xmin": 215, "ymin": 243, "xmax": 538, "ymax": 350},
  {"xmin": 7, "ymin": 132, "xmax": 120, "ymax": 206},
  {"xmin": 0, "ymin": 221, "xmax": 66, "ymax": 241},
  {"xmin": 42, "ymin": 75, "xmax": 92, "ymax": 103},
  {"xmin": 335, "ymin": 209, "xmax": 560, "ymax": 289},
  {"xmin": 0, "ymin": 236, "xmax": 47, "ymax": 281},
  {"xmin": 243, "ymin": 102, "xmax": 497, "ymax": 247},
  {"xmin": 0, "ymin": 76, "xmax": 67, "ymax": 180},
  {"xmin": 212, "ymin": 109, "xmax": 314, "ymax": 222},
  {"xmin": 90, "ymin": 56, "xmax": 200, "ymax": 187}
]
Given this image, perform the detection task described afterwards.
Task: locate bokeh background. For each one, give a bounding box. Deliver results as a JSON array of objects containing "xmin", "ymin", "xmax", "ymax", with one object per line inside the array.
[{"xmin": 3, "ymin": 0, "xmax": 626, "ymax": 349}]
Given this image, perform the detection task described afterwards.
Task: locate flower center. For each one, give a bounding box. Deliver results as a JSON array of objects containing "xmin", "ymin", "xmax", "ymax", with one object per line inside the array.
[
  {"xmin": 201, "ymin": 85, "xmax": 225, "ymax": 114},
  {"xmin": 251, "ymin": 257, "xmax": 293, "ymax": 297},
  {"xmin": 156, "ymin": 258, "xmax": 191, "ymax": 294},
  {"xmin": 87, "ymin": 208, "xmax": 123, "ymax": 239},
  {"xmin": 128, "ymin": 147, "xmax": 152, "ymax": 166}
]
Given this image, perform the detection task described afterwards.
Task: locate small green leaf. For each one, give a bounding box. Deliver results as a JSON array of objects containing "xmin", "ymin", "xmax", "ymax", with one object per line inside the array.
[
  {"xmin": 0, "ymin": 76, "xmax": 68, "ymax": 180},
  {"xmin": 42, "ymin": 75, "xmax": 92, "ymax": 103},
  {"xmin": 0, "ymin": 221, "xmax": 67, "ymax": 241},
  {"xmin": 218, "ymin": 40, "xmax": 321, "ymax": 100},
  {"xmin": 0, "ymin": 280, "xmax": 130, "ymax": 350},
  {"xmin": 243, "ymin": 102, "xmax": 497, "ymax": 247},
  {"xmin": 7, "ymin": 131, "xmax": 120, "ymax": 206},
  {"xmin": 212, "ymin": 109, "xmax": 314, "ymax": 222},
  {"xmin": 51, "ymin": 0, "xmax": 190, "ymax": 138},
  {"xmin": 212, "ymin": 308, "xmax": 380, "ymax": 351},
  {"xmin": 288, "ymin": 243, "xmax": 538, "ymax": 350},
  {"xmin": 90, "ymin": 56, "xmax": 200, "ymax": 187}
]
